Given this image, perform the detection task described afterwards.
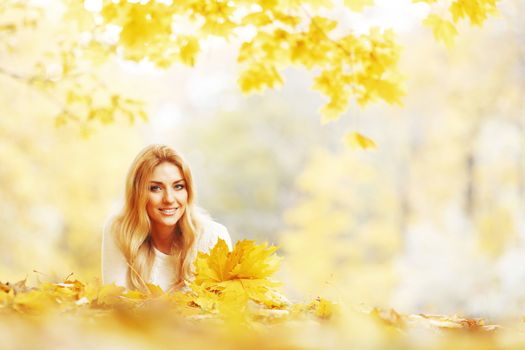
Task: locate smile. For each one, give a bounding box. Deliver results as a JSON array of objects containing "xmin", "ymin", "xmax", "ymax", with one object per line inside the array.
[{"xmin": 159, "ymin": 208, "xmax": 178, "ymax": 215}]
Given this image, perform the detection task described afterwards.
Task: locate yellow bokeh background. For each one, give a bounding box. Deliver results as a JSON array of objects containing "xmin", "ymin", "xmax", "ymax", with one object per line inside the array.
[{"xmin": 1, "ymin": 0, "xmax": 524, "ymax": 327}]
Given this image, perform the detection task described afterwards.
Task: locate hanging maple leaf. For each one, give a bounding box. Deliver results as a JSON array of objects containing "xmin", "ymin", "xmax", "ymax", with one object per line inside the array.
[
  {"xmin": 191, "ymin": 239, "xmax": 289, "ymax": 311},
  {"xmin": 423, "ymin": 14, "xmax": 458, "ymax": 49},
  {"xmin": 344, "ymin": 131, "xmax": 377, "ymax": 150}
]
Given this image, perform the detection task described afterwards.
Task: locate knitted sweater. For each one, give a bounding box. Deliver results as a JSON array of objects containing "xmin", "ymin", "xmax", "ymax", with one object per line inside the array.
[{"xmin": 101, "ymin": 218, "xmax": 232, "ymax": 291}]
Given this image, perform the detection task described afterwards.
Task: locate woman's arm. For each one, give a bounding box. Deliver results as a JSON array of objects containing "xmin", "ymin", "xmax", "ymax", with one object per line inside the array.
[
  {"xmin": 198, "ymin": 220, "xmax": 233, "ymax": 253},
  {"xmin": 101, "ymin": 219, "xmax": 129, "ymax": 288},
  {"xmin": 216, "ymin": 222, "xmax": 233, "ymax": 251}
]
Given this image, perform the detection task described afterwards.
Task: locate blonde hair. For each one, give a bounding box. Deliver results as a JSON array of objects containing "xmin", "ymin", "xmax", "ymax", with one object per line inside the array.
[{"xmin": 108, "ymin": 144, "xmax": 206, "ymax": 292}]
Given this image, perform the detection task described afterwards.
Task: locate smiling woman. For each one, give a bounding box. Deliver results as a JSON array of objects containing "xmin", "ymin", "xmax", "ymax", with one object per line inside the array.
[{"xmin": 101, "ymin": 144, "xmax": 232, "ymax": 293}]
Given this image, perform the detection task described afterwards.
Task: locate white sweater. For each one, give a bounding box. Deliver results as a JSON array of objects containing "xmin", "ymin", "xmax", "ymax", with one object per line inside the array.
[{"xmin": 101, "ymin": 219, "xmax": 233, "ymax": 291}]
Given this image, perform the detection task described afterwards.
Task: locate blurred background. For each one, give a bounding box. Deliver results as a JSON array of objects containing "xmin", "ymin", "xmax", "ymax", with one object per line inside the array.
[{"xmin": 1, "ymin": 0, "xmax": 524, "ymax": 322}]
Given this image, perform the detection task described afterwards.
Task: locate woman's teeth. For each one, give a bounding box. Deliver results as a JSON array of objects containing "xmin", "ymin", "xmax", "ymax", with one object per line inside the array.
[{"xmin": 159, "ymin": 208, "xmax": 176, "ymax": 215}]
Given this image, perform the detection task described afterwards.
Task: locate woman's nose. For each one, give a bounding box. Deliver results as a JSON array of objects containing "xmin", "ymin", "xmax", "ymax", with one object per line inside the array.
[{"xmin": 163, "ymin": 188, "xmax": 175, "ymax": 203}]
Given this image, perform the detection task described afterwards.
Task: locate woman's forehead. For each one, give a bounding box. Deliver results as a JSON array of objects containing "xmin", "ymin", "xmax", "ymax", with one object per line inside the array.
[{"xmin": 149, "ymin": 162, "xmax": 184, "ymax": 181}]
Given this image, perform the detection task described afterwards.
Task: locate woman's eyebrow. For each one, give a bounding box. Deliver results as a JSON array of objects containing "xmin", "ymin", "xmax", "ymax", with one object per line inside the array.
[{"xmin": 149, "ymin": 179, "xmax": 185, "ymax": 184}]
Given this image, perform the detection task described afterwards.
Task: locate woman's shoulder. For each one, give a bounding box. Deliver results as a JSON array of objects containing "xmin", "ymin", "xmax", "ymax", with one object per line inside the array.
[
  {"xmin": 201, "ymin": 219, "xmax": 228, "ymax": 236},
  {"xmin": 197, "ymin": 217, "xmax": 233, "ymax": 252}
]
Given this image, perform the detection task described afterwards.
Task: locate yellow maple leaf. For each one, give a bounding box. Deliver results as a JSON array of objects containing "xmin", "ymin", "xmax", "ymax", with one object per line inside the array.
[
  {"xmin": 145, "ymin": 283, "xmax": 165, "ymax": 297},
  {"xmin": 344, "ymin": 131, "xmax": 377, "ymax": 150},
  {"xmin": 13, "ymin": 290, "xmax": 56, "ymax": 314},
  {"xmin": 40, "ymin": 281, "xmax": 80, "ymax": 303},
  {"xmin": 194, "ymin": 238, "xmax": 231, "ymax": 283},
  {"xmin": 423, "ymin": 14, "xmax": 458, "ymax": 49},
  {"xmin": 310, "ymin": 297, "xmax": 339, "ymax": 320},
  {"xmin": 177, "ymin": 35, "xmax": 200, "ymax": 67},
  {"xmin": 294, "ymin": 297, "xmax": 340, "ymax": 321},
  {"xmin": 0, "ymin": 290, "xmax": 13, "ymax": 305},
  {"xmin": 449, "ymin": 0, "xmax": 499, "ymax": 26},
  {"xmin": 95, "ymin": 283, "xmax": 126, "ymax": 306},
  {"xmin": 241, "ymin": 12, "xmax": 273, "ymax": 26},
  {"xmin": 194, "ymin": 239, "xmax": 282, "ymax": 284},
  {"xmin": 122, "ymin": 289, "xmax": 148, "ymax": 300},
  {"xmin": 229, "ymin": 240, "xmax": 281, "ymax": 279},
  {"xmin": 238, "ymin": 62, "xmax": 284, "ymax": 94},
  {"xmin": 192, "ymin": 239, "xmax": 287, "ymax": 311}
]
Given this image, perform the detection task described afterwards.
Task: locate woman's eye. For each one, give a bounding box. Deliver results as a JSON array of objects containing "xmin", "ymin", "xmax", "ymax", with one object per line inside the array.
[
  {"xmin": 175, "ymin": 184, "xmax": 185, "ymax": 190},
  {"xmin": 150, "ymin": 185, "xmax": 161, "ymax": 191}
]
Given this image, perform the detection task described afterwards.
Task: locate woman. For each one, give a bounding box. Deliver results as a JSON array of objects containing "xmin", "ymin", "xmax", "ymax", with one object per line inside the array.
[{"xmin": 101, "ymin": 144, "xmax": 232, "ymax": 293}]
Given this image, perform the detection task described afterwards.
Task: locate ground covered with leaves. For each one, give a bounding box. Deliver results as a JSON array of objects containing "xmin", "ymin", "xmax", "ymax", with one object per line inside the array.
[{"xmin": 2, "ymin": 240, "xmax": 525, "ymax": 349}]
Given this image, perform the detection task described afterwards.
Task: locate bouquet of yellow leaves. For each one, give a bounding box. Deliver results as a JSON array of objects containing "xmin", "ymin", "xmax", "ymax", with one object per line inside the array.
[{"xmin": 190, "ymin": 239, "xmax": 290, "ymax": 316}]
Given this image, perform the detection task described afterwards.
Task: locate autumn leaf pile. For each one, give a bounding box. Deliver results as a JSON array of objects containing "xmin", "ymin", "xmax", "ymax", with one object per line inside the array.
[
  {"xmin": 191, "ymin": 239, "xmax": 289, "ymax": 313},
  {"xmin": 1, "ymin": 239, "xmax": 525, "ymax": 349},
  {"xmin": 0, "ymin": 240, "xmax": 289, "ymax": 320}
]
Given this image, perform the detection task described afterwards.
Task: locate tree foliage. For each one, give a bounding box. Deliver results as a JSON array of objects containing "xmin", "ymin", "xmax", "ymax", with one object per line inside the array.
[
  {"xmin": 81, "ymin": 0, "xmax": 500, "ymax": 124},
  {"xmin": 88, "ymin": 0, "xmax": 404, "ymax": 123},
  {"xmin": 0, "ymin": 0, "xmax": 502, "ymax": 137},
  {"xmin": 0, "ymin": 0, "xmax": 147, "ymax": 136}
]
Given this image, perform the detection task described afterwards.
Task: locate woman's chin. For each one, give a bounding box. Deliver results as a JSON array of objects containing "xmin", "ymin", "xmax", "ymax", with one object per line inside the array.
[{"xmin": 157, "ymin": 215, "xmax": 182, "ymax": 226}]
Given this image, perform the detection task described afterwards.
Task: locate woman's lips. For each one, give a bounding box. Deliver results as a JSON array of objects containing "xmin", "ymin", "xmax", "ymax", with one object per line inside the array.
[{"xmin": 159, "ymin": 208, "xmax": 177, "ymax": 215}]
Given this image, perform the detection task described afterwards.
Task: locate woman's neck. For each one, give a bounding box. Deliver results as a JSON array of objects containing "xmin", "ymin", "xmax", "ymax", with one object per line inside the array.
[{"xmin": 150, "ymin": 225, "xmax": 175, "ymax": 254}]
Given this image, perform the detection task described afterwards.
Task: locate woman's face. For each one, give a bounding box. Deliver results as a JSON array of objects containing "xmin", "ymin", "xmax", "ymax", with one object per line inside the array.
[{"xmin": 146, "ymin": 162, "xmax": 188, "ymax": 231}]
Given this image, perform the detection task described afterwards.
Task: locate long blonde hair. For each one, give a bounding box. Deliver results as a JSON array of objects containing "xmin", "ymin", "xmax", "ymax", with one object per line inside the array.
[{"xmin": 108, "ymin": 144, "xmax": 206, "ymax": 292}]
